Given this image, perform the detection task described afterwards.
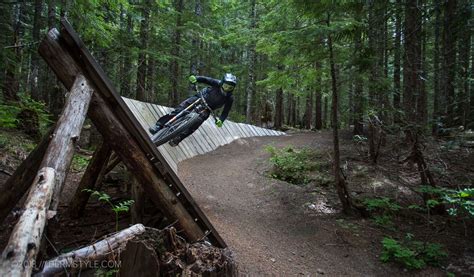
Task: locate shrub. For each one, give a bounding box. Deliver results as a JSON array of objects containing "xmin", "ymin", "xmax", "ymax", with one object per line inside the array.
[
  {"xmin": 418, "ymin": 186, "xmax": 474, "ymax": 218},
  {"xmin": 381, "ymin": 235, "xmax": 448, "ymax": 269},
  {"xmin": 265, "ymin": 145, "xmax": 319, "ymax": 185}
]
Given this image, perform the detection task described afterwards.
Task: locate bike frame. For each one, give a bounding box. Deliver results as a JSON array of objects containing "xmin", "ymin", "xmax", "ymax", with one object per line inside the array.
[{"xmin": 163, "ymin": 85, "xmax": 217, "ymax": 127}]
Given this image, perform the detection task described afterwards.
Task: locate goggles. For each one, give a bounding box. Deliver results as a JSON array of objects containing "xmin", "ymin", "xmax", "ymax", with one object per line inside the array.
[{"xmin": 222, "ymin": 83, "xmax": 235, "ymax": 92}]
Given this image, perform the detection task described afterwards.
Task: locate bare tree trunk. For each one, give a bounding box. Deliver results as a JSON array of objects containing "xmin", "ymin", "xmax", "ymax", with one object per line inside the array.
[
  {"xmin": 457, "ymin": 0, "xmax": 471, "ymax": 127},
  {"xmin": 353, "ymin": 22, "xmax": 364, "ymax": 135},
  {"xmin": 136, "ymin": 0, "xmax": 151, "ymax": 101},
  {"xmin": 304, "ymin": 90, "xmax": 313, "ymax": 129},
  {"xmin": 327, "ymin": 19, "xmax": 352, "ymax": 214},
  {"xmin": 120, "ymin": 11, "xmax": 133, "ymax": 97},
  {"xmin": 432, "ymin": 0, "xmax": 441, "ymax": 134},
  {"xmin": 30, "ymin": 0, "xmax": 44, "ymax": 100},
  {"xmin": 274, "ymin": 87, "xmax": 284, "ymax": 129},
  {"xmin": 393, "ymin": 0, "xmax": 402, "ymax": 124},
  {"xmin": 323, "ymin": 94, "xmax": 328, "ymax": 129},
  {"xmin": 170, "ymin": 0, "xmax": 184, "ymax": 106},
  {"xmin": 403, "ymin": 0, "xmax": 422, "ymax": 130},
  {"xmin": 188, "ymin": 0, "xmax": 202, "ymax": 95},
  {"xmin": 2, "ymin": 0, "xmax": 25, "ymax": 102},
  {"xmin": 442, "ymin": 0, "xmax": 458, "ymax": 127},
  {"xmin": 246, "ymin": 0, "xmax": 257, "ymax": 123}
]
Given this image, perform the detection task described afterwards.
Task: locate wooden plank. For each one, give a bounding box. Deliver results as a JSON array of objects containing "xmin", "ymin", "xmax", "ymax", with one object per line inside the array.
[{"xmin": 42, "ymin": 22, "xmax": 226, "ymax": 247}]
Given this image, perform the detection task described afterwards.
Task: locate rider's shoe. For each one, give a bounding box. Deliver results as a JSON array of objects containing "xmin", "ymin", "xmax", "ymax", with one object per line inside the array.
[
  {"xmin": 149, "ymin": 124, "xmax": 162, "ymax": 134},
  {"xmin": 169, "ymin": 137, "xmax": 181, "ymax": 147}
]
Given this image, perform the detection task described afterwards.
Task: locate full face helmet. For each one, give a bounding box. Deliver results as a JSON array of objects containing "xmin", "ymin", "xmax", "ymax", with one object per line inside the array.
[{"xmin": 221, "ymin": 73, "xmax": 237, "ymax": 93}]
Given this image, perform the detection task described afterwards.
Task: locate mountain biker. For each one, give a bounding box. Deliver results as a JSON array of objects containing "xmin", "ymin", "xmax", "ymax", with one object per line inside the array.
[{"xmin": 149, "ymin": 73, "xmax": 237, "ymax": 146}]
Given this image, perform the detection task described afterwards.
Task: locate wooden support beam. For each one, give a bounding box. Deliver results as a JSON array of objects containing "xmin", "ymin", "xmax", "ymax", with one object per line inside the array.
[
  {"xmin": 0, "ymin": 75, "xmax": 93, "ymax": 276},
  {"xmin": 68, "ymin": 141, "xmax": 112, "ymax": 218},
  {"xmin": 35, "ymin": 224, "xmax": 145, "ymax": 277},
  {"xmin": 0, "ymin": 127, "xmax": 53, "ymax": 224},
  {"xmin": 103, "ymin": 154, "xmax": 122, "ymax": 176},
  {"xmin": 88, "ymin": 93, "xmax": 206, "ymax": 241}
]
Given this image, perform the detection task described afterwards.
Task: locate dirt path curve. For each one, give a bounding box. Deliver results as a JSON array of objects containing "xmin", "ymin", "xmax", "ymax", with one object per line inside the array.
[{"xmin": 179, "ymin": 132, "xmax": 403, "ymax": 276}]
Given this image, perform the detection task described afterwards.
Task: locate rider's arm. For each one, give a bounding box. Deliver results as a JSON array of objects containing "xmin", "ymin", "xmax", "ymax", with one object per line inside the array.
[
  {"xmin": 219, "ymin": 95, "xmax": 234, "ymax": 122},
  {"xmin": 196, "ymin": 76, "xmax": 220, "ymax": 87}
]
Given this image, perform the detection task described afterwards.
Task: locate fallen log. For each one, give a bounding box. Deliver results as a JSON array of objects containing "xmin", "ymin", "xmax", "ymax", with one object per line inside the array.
[
  {"xmin": 0, "ymin": 127, "xmax": 53, "ymax": 224},
  {"xmin": 68, "ymin": 141, "xmax": 112, "ymax": 218},
  {"xmin": 0, "ymin": 75, "xmax": 93, "ymax": 276},
  {"xmin": 34, "ymin": 224, "xmax": 145, "ymax": 277},
  {"xmin": 0, "ymin": 167, "xmax": 56, "ymax": 277}
]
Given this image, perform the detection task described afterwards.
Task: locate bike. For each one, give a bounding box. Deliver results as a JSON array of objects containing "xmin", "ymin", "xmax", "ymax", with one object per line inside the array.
[{"xmin": 150, "ymin": 85, "xmax": 217, "ymax": 146}]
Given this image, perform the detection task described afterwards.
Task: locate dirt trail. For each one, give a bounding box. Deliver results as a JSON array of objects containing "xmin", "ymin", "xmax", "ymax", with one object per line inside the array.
[{"xmin": 179, "ymin": 132, "xmax": 409, "ymax": 276}]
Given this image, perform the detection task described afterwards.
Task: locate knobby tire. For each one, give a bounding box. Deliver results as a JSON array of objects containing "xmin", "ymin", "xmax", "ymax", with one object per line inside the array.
[{"xmin": 151, "ymin": 112, "xmax": 201, "ymax": 146}]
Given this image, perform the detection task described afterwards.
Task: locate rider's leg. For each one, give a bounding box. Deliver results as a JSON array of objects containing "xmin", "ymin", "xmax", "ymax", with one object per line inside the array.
[{"xmin": 169, "ymin": 110, "xmax": 210, "ymax": 146}]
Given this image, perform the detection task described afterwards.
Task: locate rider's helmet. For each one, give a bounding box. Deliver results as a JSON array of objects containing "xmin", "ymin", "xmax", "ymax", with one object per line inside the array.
[{"xmin": 221, "ymin": 73, "xmax": 237, "ymax": 93}]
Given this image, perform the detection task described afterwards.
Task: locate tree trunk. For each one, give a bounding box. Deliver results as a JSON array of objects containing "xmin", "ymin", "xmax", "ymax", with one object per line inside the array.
[
  {"xmin": 274, "ymin": 87, "xmax": 284, "ymax": 129},
  {"xmin": 120, "ymin": 11, "xmax": 133, "ymax": 97},
  {"xmin": 432, "ymin": 0, "xmax": 441, "ymax": 134},
  {"xmin": 0, "ymin": 75, "xmax": 92, "ymax": 276},
  {"xmin": 393, "ymin": 0, "xmax": 402, "ymax": 124},
  {"xmin": 442, "ymin": 0, "xmax": 458, "ymax": 127},
  {"xmin": 2, "ymin": 0, "xmax": 25, "ymax": 102},
  {"xmin": 246, "ymin": 0, "xmax": 257, "ymax": 123},
  {"xmin": 68, "ymin": 141, "xmax": 112, "ymax": 218},
  {"xmin": 403, "ymin": 0, "xmax": 422, "ymax": 127},
  {"xmin": 353, "ymin": 25, "xmax": 364, "ymax": 135},
  {"xmin": 304, "ymin": 90, "xmax": 313, "ymax": 129},
  {"xmin": 323, "ymin": 94, "xmax": 328, "ymax": 129},
  {"xmin": 170, "ymin": 0, "xmax": 184, "ymax": 106},
  {"xmin": 327, "ymin": 21, "xmax": 352, "ymax": 214},
  {"xmin": 136, "ymin": 0, "xmax": 151, "ymax": 101},
  {"xmin": 30, "ymin": 0, "xmax": 44, "ymax": 100},
  {"xmin": 457, "ymin": 0, "xmax": 471, "ymax": 127},
  {"xmin": 37, "ymin": 224, "xmax": 146, "ymax": 276}
]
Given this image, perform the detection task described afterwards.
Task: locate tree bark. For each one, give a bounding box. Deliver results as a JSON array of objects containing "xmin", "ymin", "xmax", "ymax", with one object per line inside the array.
[
  {"xmin": 36, "ymin": 224, "xmax": 146, "ymax": 276},
  {"xmin": 393, "ymin": 0, "xmax": 402, "ymax": 124},
  {"xmin": 403, "ymin": 0, "xmax": 422, "ymax": 127},
  {"xmin": 2, "ymin": 0, "xmax": 25, "ymax": 102},
  {"xmin": 353, "ymin": 25, "xmax": 364, "ymax": 135},
  {"xmin": 30, "ymin": 0, "xmax": 44, "ymax": 101},
  {"xmin": 274, "ymin": 87, "xmax": 284, "ymax": 129},
  {"xmin": 170, "ymin": 0, "xmax": 184, "ymax": 106},
  {"xmin": 304, "ymin": 90, "xmax": 313, "ymax": 129},
  {"xmin": 327, "ymin": 16, "xmax": 352, "ymax": 214},
  {"xmin": 68, "ymin": 141, "xmax": 112, "ymax": 219},
  {"xmin": 0, "ymin": 168, "xmax": 55, "ymax": 277},
  {"xmin": 457, "ymin": 0, "xmax": 471, "ymax": 127},
  {"xmin": 442, "ymin": 0, "xmax": 458, "ymax": 127},
  {"xmin": 246, "ymin": 0, "xmax": 257, "ymax": 123},
  {"xmin": 136, "ymin": 0, "xmax": 151, "ymax": 101}
]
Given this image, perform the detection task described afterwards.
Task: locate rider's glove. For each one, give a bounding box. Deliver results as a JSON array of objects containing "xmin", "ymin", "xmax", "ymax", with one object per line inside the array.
[
  {"xmin": 215, "ymin": 119, "xmax": 223, "ymax": 128},
  {"xmin": 189, "ymin": 75, "xmax": 197, "ymax": 84}
]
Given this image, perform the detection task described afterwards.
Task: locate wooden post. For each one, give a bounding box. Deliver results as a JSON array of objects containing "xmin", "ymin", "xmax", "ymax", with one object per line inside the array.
[
  {"xmin": 131, "ymin": 176, "xmax": 145, "ymax": 224},
  {"xmin": 0, "ymin": 75, "xmax": 93, "ymax": 276},
  {"xmin": 0, "ymin": 127, "xmax": 53, "ymax": 224},
  {"xmin": 35, "ymin": 224, "xmax": 145, "ymax": 277},
  {"xmin": 68, "ymin": 141, "xmax": 112, "ymax": 218}
]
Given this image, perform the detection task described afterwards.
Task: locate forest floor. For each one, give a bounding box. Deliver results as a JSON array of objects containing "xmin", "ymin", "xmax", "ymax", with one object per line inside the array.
[{"xmin": 0, "ymin": 129, "xmax": 473, "ymax": 276}]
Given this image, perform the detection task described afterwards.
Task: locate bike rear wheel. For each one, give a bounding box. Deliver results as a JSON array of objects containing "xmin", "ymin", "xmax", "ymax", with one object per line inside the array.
[{"xmin": 151, "ymin": 112, "xmax": 201, "ymax": 146}]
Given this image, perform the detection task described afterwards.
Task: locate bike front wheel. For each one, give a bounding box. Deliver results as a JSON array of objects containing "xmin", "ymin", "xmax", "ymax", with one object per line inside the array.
[{"xmin": 151, "ymin": 112, "xmax": 201, "ymax": 146}]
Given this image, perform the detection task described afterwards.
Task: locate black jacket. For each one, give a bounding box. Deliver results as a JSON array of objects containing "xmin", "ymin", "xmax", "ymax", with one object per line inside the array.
[{"xmin": 195, "ymin": 76, "xmax": 234, "ymax": 122}]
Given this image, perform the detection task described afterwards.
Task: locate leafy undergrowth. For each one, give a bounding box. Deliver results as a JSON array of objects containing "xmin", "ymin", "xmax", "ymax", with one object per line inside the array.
[{"xmin": 265, "ymin": 145, "xmax": 332, "ymax": 186}]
